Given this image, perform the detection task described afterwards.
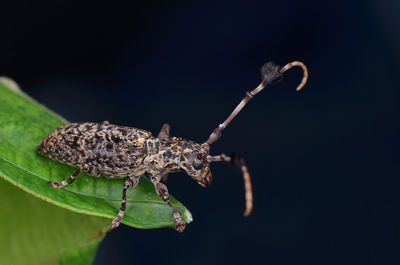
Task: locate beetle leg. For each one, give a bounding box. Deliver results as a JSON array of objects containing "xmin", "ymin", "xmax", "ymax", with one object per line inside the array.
[
  {"xmin": 82, "ymin": 164, "xmax": 101, "ymax": 177},
  {"xmin": 157, "ymin": 123, "xmax": 170, "ymax": 139},
  {"xmin": 110, "ymin": 176, "xmax": 140, "ymax": 230},
  {"xmin": 49, "ymin": 168, "xmax": 81, "ymax": 188},
  {"xmin": 161, "ymin": 173, "xmax": 169, "ymax": 182},
  {"xmin": 150, "ymin": 177, "xmax": 185, "ymax": 232}
]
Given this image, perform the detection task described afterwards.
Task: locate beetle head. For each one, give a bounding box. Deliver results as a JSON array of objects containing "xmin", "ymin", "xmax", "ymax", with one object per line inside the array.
[{"xmin": 180, "ymin": 142, "xmax": 212, "ymax": 187}]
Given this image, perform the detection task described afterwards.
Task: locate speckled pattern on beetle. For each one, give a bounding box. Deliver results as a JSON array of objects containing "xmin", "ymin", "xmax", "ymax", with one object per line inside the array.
[
  {"xmin": 37, "ymin": 61, "xmax": 309, "ymax": 232},
  {"xmin": 37, "ymin": 121, "xmax": 211, "ymax": 232}
]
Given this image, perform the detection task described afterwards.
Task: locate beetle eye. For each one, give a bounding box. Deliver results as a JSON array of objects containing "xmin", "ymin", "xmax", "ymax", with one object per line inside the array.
[
  {"xmin": 192, "ymin": 151, "xmax": 205, "ymax": 170},
  {"xmin": 196, "ymin": 153, "xmax": 204, "ymax": 160},
  {"xmin": 193, "ymin": 160, "xmax": 204, "ymax": 170}
]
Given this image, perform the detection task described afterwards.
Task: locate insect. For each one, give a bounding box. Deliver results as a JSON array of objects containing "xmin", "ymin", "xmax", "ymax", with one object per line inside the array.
[{"xmin": 37, "ymin": 61, "xmax": 308, "ymax": 232}]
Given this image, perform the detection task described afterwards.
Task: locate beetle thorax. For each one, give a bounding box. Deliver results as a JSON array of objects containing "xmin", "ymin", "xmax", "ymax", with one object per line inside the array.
[
  {"xmin": 143, "ymin": 137, "xmax": 184, "ymax": 175},
  {"xmin": 143, "ymin": 136, "xmax": 212, "ymax": 186}
]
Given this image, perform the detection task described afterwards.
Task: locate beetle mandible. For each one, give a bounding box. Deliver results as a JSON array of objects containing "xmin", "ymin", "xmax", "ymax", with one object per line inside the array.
[{"xmin": 37, "ymin": 61, "xmax": 308, "ymax": 232}]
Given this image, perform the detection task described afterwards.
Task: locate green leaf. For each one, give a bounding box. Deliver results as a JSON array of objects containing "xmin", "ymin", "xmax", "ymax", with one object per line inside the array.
[
  {"xmin": 0, "ymin": 177, "xmax": 108, "ymax": 265},
  {"xmin": 0, "ymin": 77, "xmax": 192, "ymax": 228},
  {"xmin": 0, "ymin": 77, "xmax": 192, "ymax": 265},
  {"xmin": 0, "ymin": 77, "xmax": 193, "ymax": 263},
  {"xmin": 59, "ymin": 237, "xmax": 103, "ymax": 265}
]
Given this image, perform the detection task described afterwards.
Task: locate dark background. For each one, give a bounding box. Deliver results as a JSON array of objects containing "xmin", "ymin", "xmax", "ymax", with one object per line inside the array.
[{"xmin": 1, "ymin": 0, "xmax": 399, "ymax": 264}]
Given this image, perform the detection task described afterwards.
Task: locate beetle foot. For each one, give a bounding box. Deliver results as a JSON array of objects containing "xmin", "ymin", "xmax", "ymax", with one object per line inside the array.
[
  {"xmin": 173, "ymin": 212, "xmax": 186, "ymax": 232},
  {"xmin": 110, "ymin": 216, "xmax": 122, "ymax": 230},
  {"xmin": 48, "ymin": 180, "xmax": 62, "ymax": 188}
]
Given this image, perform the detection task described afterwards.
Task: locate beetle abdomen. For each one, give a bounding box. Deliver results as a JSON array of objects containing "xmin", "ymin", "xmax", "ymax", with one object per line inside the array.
[{"xmin": 38, "ymin": 122, "xmax": 152, "ymax": 173}]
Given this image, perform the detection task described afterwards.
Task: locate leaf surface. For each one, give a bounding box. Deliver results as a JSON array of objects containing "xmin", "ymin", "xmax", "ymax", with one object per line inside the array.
[{"xmin": 0, "ymin": 177, "xmax": 108, "ymax": 265}]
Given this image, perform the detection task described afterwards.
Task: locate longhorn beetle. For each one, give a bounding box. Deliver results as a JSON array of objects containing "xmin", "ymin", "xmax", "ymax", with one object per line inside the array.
[{"xmin": 37, "ymin": 61, "xmax": 308, "ymax": 232}]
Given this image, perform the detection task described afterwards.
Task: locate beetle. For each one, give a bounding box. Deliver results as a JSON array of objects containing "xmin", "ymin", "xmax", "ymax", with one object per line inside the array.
[{"xmin": 37, "ymin": 61, "xmax": 308, "ymax": 232}]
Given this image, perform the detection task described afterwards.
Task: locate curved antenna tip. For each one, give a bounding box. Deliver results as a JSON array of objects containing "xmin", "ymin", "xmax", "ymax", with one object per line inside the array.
[{"xmin": 280, "ymin": 61, "xmax": 309, "ymax": 91}]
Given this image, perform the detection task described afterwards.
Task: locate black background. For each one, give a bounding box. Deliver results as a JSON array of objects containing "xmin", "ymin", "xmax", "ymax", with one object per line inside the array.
[{"xmin": 1, "ymin": 1, "xmax": 400, "ymax": 264}]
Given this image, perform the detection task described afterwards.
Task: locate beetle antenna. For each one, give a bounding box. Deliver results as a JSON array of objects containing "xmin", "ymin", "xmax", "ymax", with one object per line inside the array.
[
  {"xmin": 207, "ymin": 153, "xmax": 253, "ymax": 216},
  {"xmin": 205, "ymin": 61, "xmax": 308, "ymax": 146},
  {"xmin": 280, "ymin": 61, "xmax": 308, "ymax": 91}
]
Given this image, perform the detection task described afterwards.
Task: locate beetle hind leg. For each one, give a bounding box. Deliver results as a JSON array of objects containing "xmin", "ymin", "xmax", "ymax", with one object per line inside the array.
[
  {"xmin": 82, "ymin": 164, "xmax": 101, "ymax": 177},
  {"xmin": 49, "ymin": 168, "xmax": 81, "ymax": 188}
]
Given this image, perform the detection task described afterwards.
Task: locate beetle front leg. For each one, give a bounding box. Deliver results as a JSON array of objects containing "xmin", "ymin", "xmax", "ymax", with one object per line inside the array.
[
  {"xmin": 161, "ymin": 172, "xmax": 169, "ymax": 182},
  {"xmin": 150, "ymin": 177, "xmax": 185, "ymax": 232},
  {"xmin": 49, "ymin": 168, "xmax": 81, "ymax": 188},
  {"xmin": 157, "ymin": 123, "xmax": 170, "ymax": 139},
  {"xmin": 110, "ymin": 176, "xmax": 140, "ymax": 230}
]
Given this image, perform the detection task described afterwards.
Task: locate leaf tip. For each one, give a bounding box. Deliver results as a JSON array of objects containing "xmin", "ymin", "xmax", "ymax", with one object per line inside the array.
[{"xmin": 0, "ymin": 76, "xmax": 21, "ymax": 93}]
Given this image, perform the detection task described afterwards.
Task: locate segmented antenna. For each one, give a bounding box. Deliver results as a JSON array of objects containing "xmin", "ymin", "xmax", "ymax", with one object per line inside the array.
[
  {"xmin": 205, "ymin": 60, "xmax": 308, "ymax": 218},
  {"xmin": 207, "ymin": 153, "xmax": 253, "ymax": 216},
  {"xmin": 205, "ymin": 61, "xmax": 308, "ymax": 146}
]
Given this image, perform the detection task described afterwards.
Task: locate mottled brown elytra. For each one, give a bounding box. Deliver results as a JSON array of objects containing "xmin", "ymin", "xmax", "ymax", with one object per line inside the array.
[{"xmin": 37, "ymin": 61, "xmax": 308, "ymax": 232}]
